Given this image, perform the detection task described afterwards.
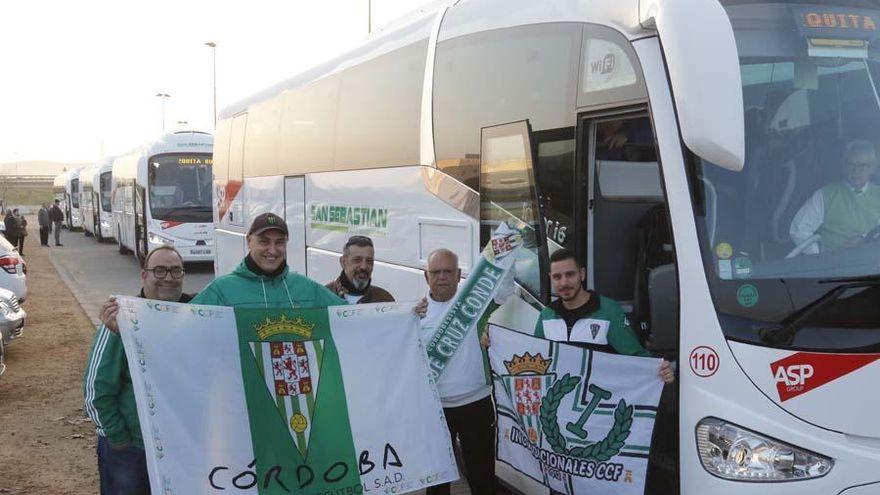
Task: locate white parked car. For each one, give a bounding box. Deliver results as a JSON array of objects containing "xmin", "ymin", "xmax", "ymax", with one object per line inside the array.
[
  {"xmin": 0, "ymin": 287, "xmax": 25, "ymax": 346},
  {"xmin": 0, "ymin": 235, "xmax": 26, "ymax": 302},
  {"xmin": 0, "ymin": 331, "xmax": 6, "ymax": 378}
]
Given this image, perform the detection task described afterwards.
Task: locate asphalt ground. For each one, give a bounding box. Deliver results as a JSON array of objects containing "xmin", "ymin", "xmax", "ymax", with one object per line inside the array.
[{"xmin": 46, "ymin": 226, "xmax": 214, "ymax": 326}]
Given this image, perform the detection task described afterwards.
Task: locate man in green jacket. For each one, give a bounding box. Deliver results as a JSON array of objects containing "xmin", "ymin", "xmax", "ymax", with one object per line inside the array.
[
  {"xmin": 535, "ymin": 248, "xmax": 675, "ymax": 383},
  {"xmin": 190, "ymin": 212, "xmax": 343, "ymax": 308},
  {"xmin": 84, "ymin": 245, "xmax": 191, "ymax": 495}
]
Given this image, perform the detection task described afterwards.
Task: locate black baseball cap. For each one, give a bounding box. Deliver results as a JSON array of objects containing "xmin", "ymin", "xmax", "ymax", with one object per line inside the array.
[{"xmin": 248, "ymin": 212, "xmax": 288, "ymax": 236}]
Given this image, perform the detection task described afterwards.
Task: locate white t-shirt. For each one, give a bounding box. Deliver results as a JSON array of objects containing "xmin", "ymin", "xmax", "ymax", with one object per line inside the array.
[
  {"xmin": 343, "ymin": 293, "xmax": 361, "ymax": 304},
  {"xmin": 420, "ymin": 294, "xmax": 491, "ymax": 408}
]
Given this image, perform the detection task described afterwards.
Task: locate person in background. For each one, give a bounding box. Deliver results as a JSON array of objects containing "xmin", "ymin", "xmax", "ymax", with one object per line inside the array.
[
  {"xmin": 14, "ymin": 209, "xmax": 27, "ymax": 256},
  {"xmin": 51, "ymin": 199, "xmax": 64, "ymax": 246},
  {"xmin": 4, "ymin": 209, "xmax": 19, "ymax": 251},
  {"xmin": 38, "ymin": 203, "xmax": 51, "ymax": 247},
  {"xmin": 325, "ymin": 235, "xmax": 394, "ymax": 304},
  {"xmin": 790, "ymin": 139, "xmax": 880, "ymax": 253}
]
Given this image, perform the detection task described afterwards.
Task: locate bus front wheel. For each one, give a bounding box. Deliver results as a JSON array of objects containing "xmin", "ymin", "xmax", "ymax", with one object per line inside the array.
[{"xmin": 118, "ymin": 227, "xmax": 131, "ymax": 255}]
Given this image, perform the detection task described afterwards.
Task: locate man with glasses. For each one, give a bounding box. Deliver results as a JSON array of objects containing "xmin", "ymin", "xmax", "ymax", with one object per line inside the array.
[
  {"xmin": 790, "ymin": 139, "xmax": 880, "ymax": 253},
  {"xmin": 84, "ymin": 245, "xmax": 190, "ymax": 495},
  {"xmin": 420, "ymin": 248, "xmax": 514, "ymax": 495},
  {"xmin": 325, "ymin": 235, "xmax": 395, "ymax": 304}
]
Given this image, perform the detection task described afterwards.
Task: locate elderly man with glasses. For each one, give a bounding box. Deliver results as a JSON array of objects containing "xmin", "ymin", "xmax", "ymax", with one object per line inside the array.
[
  {"xmin": 84, "ymin": 245, "xmax": 191, "ymax": 495},
  {"xmin": 790, "ymin": 139, "xmax": 880, "ymax": 254},
  {"xmin": 325, "ymin": 235, "xmax": 395, "ymax": 304}
]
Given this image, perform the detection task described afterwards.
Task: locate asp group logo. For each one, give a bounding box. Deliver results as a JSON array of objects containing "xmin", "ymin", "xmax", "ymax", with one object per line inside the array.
[{"xmin": 770, "ymin": 352, "xmax": 880, "ymax": 402}]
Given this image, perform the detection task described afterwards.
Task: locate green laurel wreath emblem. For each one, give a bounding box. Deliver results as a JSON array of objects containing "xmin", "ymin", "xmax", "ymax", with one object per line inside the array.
[{"xmin": 539, "ymin": 373, "xmax": 633, "ymax": 461}]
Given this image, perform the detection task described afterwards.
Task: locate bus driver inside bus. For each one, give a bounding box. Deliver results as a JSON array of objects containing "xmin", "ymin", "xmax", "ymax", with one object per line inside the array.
[{"xmin": 789, "ymin": 139, "xmax": 880, "ymax": 254}]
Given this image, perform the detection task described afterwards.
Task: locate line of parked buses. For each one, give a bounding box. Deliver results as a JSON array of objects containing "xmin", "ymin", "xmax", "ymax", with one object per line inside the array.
[
  {"xmin": 0, "ymin": 131, "xmax": 215, "ymax": 381},
  {"xmin": 52, "ymin": 131, "xmax": 215, "ymax": 264}
]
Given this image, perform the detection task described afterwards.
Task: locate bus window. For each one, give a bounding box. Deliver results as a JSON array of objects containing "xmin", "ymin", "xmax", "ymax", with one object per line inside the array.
[
  {"xmin": 100, "ymin": 172, "xmax": 112, "ymax": 212},
  {"xmin": 595, "ymin": 117, "xmax": 662, "ymax": 200},
  {"xmin": 434, "ymin": 23, "xmax": 581, "ymax": 190},
  {"xmin": 71, "ymin": 178, "xmax": 80, "ymax": 208},
  {"xmin": 534, "ymin": 128, "xmax": 576, "ymax": 250},
  {"xmin": 480, "ymin": 121, "xmax": 546, "ymax": 299},
  {"xmin": 227, "ymin": 114, "xmax": 247, "ymax": 226},
  {"xmin": 578, "ymin": 24, "xmax": 648, "ymax": 108},
  {"xmin": 589, "ymin": 114, "xmax": 668, "ymax": 308}
]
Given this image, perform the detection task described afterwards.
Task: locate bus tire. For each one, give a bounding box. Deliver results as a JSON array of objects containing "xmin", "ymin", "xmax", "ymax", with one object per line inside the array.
[
  {"xmin": 135, "ymin": 235, "xmax": 146, "ymax": 266},
  {"xmin": 118, "ymin": 227, "xmax": 130, "ymax": 255}
]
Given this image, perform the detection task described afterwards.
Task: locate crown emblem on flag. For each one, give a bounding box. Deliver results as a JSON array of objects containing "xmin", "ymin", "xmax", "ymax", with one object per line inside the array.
[
  {"xmin": 504, "ymin": 352, "xmax": 552, "ymax": 375},
  {"xmin": 255, "ymin": 315, "xmax": 314, "ymax": 339}
]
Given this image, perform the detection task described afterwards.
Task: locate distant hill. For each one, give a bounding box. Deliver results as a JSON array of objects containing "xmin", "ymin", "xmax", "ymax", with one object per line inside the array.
[{"xmin": 0, "ymin": 161, "xmax": 85, "ymax": 176}]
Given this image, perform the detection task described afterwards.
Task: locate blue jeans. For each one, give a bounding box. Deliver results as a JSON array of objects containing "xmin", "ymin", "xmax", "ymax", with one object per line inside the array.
[{"xmin": 97, "ymin": 436, "xmax": 151, "ymax": 495}]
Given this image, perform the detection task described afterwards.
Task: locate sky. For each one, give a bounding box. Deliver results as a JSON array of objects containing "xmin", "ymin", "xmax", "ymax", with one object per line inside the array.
[{"xmin": 0, "ymin": 0, "xmax": 430, "ymax": 165}]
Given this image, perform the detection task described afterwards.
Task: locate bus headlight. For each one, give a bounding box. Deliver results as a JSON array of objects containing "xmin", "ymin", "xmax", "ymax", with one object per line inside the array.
[
  {"xmin": 148, "ymin": 232, "xmax": 174, "ymax": 246},
  {"xmin": 696, "ymin": 417, "xmax": 832, "ymax": 481}
]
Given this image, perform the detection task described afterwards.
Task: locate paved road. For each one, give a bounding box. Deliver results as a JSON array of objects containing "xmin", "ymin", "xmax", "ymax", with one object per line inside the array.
[{"xmin": 45, "ymin": 227, "xmax": 214, "ymax": 326}]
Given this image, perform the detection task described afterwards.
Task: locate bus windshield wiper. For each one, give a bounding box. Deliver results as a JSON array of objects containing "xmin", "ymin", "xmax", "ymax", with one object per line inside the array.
[
  {"xmin": 759, "ymin": 277, "xmax": 880, "ymax": 346},
  {"xmin": 158, "ymin": 206, "xmax": 212, "ymax": 219},
  {"xmin": 816, "ymin": 274, "xmax": 880, "ymax": 284}
]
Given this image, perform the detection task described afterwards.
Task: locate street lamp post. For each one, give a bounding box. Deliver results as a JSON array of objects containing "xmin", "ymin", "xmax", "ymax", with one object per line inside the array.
[
  {"xmin": 205, "ymin": 41, "xmax": 217, "ymax": 127},
  {"xmin": 155, "ymin": 92, "xmax": 171, "ymax": 134}
]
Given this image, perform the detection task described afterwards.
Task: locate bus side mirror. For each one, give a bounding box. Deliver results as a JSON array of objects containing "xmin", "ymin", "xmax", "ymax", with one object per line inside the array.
[{"xmin": 640, "ymin": 0, "xmax": 745, "ymax": 172}]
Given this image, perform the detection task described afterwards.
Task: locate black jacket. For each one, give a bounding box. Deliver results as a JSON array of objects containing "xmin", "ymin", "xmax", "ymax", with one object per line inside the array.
[
  {"xmin": 4, "ymin": 213, "xmax": 19, "ymax": 238},
  {"xmin": 50, "ymin": 205, "xmax": 64, "ymax": 222}
]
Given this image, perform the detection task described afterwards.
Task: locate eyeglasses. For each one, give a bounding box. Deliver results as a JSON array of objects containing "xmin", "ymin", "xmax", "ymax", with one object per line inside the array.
[
  {"xmin": 144, "ymin": 266, "xmax": 185, "ymax": 279},
  {"xmin": 428, "ymin": 268, "xmax": 456, "ymax": 276}
]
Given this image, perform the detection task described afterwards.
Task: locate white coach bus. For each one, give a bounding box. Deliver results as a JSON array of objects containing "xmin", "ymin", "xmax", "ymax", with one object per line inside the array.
[
  {"xmin": 52, "ymin": 167, "xmax": 84, "ymax": 230},
  {"xmin": 112, "ymin": 131, "xmax": 214, "ymax": 263},
  {"xmin": 80, "ymin": 158, "xmax": 115, "ymax": 241},
  {"xmin": 213, "ymin": 0, "xmax": 880, "ymax": 494}
]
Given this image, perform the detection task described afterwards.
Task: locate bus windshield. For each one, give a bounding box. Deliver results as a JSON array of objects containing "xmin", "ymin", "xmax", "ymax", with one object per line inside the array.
[
  {"xmin": 148, "ymin": 154, "xmax": 213, "ymax": 222},
  {"xmin": 691, "ymin": 1, "xmax": 880, "ymax": 350}
]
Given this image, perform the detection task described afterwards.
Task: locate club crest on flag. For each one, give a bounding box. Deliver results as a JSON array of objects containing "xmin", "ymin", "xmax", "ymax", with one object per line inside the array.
[
  {"xmin": 250, "ymin": 340, "xmax": 324, "ymax": 458},
  {"xmin": 490, "ymin": 326, "xmax": 665, "ymax": 494},
  {"xmin": 502, "ymin": 352, "xmax": 554, "ymax": 445},
  {"xmin": 481, "ymin": 222, "xmax": 524, "ymax": 264}
]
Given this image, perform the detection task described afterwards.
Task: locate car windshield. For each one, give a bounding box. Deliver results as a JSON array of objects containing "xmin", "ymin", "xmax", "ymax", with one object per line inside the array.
[
  {"xmin": 148, "ymin": 154, "xmax": 213, "ymax": 222},
  {"xmin": 691, "ymin": 1, "xmax": 880, "ymax": 350}
]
